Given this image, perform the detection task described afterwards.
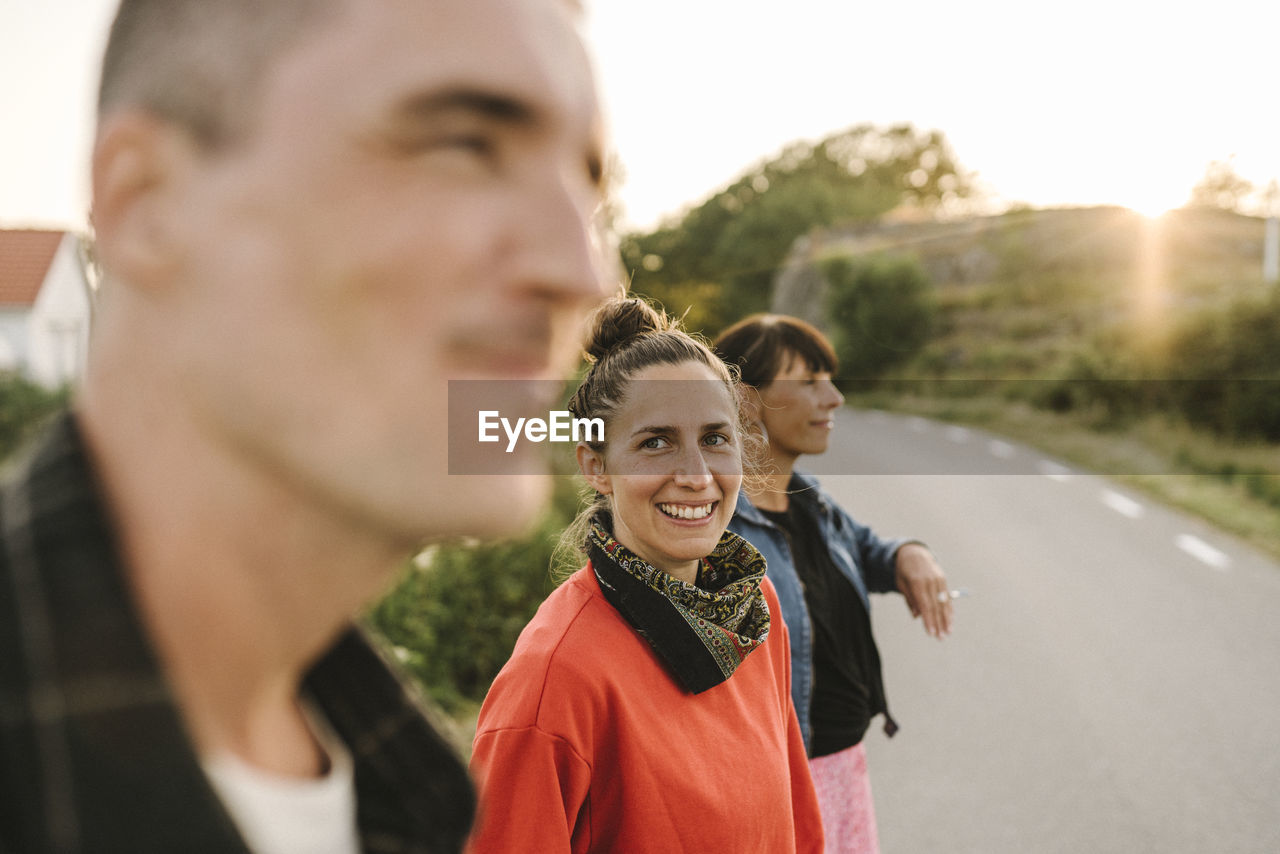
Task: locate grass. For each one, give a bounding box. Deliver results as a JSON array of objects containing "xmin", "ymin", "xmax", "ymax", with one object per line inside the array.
[
  {"xmin": 825, "ymin": 206, "xmax": 1279, "ymax": 561},
  {"xmin": 851, "ymin": 390, "xmax": 1280, "ymax": 562}
]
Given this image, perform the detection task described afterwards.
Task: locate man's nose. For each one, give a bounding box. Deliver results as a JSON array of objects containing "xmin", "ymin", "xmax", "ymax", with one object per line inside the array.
[{"xmin": 520, "ymin": 169, "xmax": 613, "ymax": 307}]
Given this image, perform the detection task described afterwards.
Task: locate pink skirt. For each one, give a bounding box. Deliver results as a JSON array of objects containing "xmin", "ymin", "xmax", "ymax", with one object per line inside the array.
[{"xmin": 807, "ymin": 743, "xmax": 880, "ymax": 854}]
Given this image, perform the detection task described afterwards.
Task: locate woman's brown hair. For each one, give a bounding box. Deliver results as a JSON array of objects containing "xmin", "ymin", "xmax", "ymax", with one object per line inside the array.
[
  {"xmin": 713, "ymin": 314, "xmax": 838, "ymax": 389},
  {"xmin": 567, "ymin": 297, "xmax": 739, "ymax": 449},
  {"xmin": 555, "ymin": 296, "xmax": 753, "ymax": 577}
]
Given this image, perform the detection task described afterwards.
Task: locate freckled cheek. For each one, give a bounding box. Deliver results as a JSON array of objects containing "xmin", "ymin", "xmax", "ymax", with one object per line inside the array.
[
  {"xmin": 609, "ymin": 472, "xmax": 670, "ymax": 505},
  {"xmin": 714, "ymin": 464, "xmax": 744, "ymax": 495}
]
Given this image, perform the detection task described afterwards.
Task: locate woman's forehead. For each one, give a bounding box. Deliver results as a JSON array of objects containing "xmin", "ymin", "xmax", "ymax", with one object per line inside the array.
[{"xmin": 614, "ymin": 363, "xmax": 736, "ymax": 429}]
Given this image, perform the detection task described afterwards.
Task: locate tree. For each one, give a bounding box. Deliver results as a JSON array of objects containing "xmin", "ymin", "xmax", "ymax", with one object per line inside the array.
[
  {"xmin": 1188, "ymin": 157, "xmax": 1254, "ymax": 212},
  {"xmin": 621, "ymin": 124, "xmax": 971, "ymax": 334},
  {"xmin": 822, "ymin": 253, "xmax": 937, "ymax": 386}
]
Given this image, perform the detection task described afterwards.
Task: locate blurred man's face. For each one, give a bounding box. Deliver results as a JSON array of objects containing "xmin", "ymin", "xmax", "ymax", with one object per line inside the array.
[{"xmin": 159, "ymin": 0, "xmax": 607, "ymax": 543}]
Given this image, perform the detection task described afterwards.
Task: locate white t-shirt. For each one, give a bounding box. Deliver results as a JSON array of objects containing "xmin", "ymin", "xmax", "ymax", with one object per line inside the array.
[{"xmin": 202, "ymin": 704, "xmax": 360, "ymax": 854}]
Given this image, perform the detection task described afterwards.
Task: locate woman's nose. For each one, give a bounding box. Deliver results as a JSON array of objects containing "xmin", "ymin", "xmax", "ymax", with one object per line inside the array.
[
  {"xmin": 821, "ymin": 381, "xmax": 844, "ymax": 409},
  {"xmin": 671, "ymin": 448, "xmax": 713, "ymax": 488}
]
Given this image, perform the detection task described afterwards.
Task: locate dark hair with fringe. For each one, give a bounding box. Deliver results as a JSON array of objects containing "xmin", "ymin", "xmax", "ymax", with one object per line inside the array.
[{"xmin": 713, "ymin": 314, "xmax": 838, "ymax": 389}]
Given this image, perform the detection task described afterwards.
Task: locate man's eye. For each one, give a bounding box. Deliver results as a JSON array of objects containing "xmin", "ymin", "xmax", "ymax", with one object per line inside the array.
[
  {"xmin": 442, "ymin": 134, "xmax": 494, "ymax": 156},
  {"xmin": 704, "ymin": 433, "xmax": 730, "ymax": 447},
  {"xmin": 640, "ymin": 436, "xmax": 669, "ymax": 450}
]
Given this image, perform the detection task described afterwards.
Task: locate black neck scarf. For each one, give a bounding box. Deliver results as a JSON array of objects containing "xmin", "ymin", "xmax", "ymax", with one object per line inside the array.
[{"xmin": 587, "ymin": 515, "xmax": 771, "ymax": 694}]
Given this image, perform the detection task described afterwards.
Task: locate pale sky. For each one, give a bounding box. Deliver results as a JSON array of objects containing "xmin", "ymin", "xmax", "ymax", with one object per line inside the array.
[{"xmin": 2, "ymin": 0, "xmax": 1277, "ymax": 233}]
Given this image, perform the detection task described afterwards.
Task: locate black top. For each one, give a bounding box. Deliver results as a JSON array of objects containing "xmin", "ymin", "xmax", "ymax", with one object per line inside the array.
[{"xmin": 761, "ymin": 501, "xmax": 890, "ymax": 757}]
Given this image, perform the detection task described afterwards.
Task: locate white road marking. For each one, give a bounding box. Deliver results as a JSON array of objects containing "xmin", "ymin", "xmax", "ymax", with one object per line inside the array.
[
  {"xmin": 945, "ymin": 426, "xmax": 971, "ymax": 443},
  {"xmin": 1039, "ymin": 460, "xmax": 1074, "ymax": 481},
  {"xmin": 1175, "ymin": 534, "xmax": 1232, "ymax": 571},
  {"xmin": 988, "ymin": 439, "xmax": 1016, "ymax": 459},
  {"xmin": 1101, "ymin": 489, "xmax": 1145, "ymax": 519}
]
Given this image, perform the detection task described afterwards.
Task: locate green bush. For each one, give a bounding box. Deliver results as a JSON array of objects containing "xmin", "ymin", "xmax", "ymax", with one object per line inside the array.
[
  {"xmin": 823, "ymin": 253, "xmax": 936, "ymax": 385},
  {"xmin": 1162, "ymin": 286, "xmax": 1280, "ymax": 441},
  {"xmin": 366, "ymin": 478, "xmax": 584, "ymax": 716},
  {"xmin": 0, "ymin": 375, "xmax": 70, "ymax": 463}
]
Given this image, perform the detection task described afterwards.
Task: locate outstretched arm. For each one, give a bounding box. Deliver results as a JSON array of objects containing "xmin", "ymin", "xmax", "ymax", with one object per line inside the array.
[{"xmin": 894, "ymin": 543, "xmax": 953, "ymax": 639}]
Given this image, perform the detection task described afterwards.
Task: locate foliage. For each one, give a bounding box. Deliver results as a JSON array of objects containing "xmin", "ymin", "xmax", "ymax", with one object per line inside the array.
[
  {"xmin": 822, "ymin": 253, "xmax": 937, "ymax": 386},
  {"xmin": 1188, "ymin": 158, "xmax": 1254, "ymax": 212},
  {"xmin": 620, "ymin": 123, "xmax": 971, "ymax": 334},
  {"xmin": 1160, "ymin": 286, "xmax": 1280, "ymax": 441},
  {"xmin": 0, "ymin": 375, "xmax": 70, "ymax": 463},
  {"xmin": 366, "ymin": 479, "xmax": 584, "ymax": 716},
  {"xmin": 1025, "ymin": 284, "xmax": 1280, "ymax": 442}
]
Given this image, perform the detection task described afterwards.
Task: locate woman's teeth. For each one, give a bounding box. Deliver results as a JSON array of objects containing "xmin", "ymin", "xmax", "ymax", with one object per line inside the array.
[{"xmin": 658, "ymin": 502, "xmax": 714, "ymax": 520}]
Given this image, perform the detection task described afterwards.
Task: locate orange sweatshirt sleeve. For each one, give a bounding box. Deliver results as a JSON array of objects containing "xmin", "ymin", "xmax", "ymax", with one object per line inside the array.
[
  {"xmin": 787, "ymin": 699, "xmax": 825, "ymax": 854},
  {"xmin": 468, "ymin": 725, "xmax": 593, "ymax": 854}
]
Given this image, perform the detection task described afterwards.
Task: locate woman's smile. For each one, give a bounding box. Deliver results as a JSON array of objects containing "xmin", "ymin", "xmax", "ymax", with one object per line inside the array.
[{"xmin": 657, "ymin": 500, "xmax": 718, "ymax": 522}]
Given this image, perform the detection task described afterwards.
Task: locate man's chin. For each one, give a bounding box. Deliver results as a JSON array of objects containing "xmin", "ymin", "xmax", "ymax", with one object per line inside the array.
[{"xmin": 420, "ymin": 474, "xmax": 552, "ymax": 543}]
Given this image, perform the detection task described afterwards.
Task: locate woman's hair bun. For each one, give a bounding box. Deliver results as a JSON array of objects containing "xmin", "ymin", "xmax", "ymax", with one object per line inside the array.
[{"xmin": 583, "ymin": 296, "xmax": 673, "ymax": 361}]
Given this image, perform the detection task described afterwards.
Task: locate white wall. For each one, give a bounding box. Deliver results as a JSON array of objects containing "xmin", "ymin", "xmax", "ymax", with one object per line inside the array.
[
  {"xmin": 26, "ymin": 234, "xmax": 92, "ymax": 388},
  {"xmin": 0, "ymin": 309, "xmax": 27, "ymax": 374}
]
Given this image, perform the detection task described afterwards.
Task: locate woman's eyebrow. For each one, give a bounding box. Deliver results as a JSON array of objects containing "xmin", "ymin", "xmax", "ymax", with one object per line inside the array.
[
  {"xmin": 630, "ymin": 424, "xmax": 675, "ymax": 438},
  {"xmin": 629, "ymin": 422, "xmax": 730, "ymax": 438}
]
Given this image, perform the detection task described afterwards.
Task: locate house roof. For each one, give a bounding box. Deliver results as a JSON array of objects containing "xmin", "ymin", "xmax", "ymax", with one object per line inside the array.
[{"xmin": 0, "ymin": 229, "xmax": 66, "ymax": 307}]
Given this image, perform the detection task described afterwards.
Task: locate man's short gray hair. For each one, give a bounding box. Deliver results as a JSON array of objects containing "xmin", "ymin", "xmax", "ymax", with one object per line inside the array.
[{"xmin": 97, "ymin": 0, "xmax": 341, "ymax": 148}]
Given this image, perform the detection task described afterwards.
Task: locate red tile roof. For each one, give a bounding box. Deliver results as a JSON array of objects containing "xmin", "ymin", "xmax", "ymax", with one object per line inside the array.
[{"xmin": 0, "ymin": 229, "xmax": 66, "ymax": 307}]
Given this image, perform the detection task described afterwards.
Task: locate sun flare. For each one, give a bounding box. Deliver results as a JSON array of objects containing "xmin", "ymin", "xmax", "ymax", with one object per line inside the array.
[
  {"xmin": 1117, "ymin": 176, "xmax": 1186, "ymax": 220},
  {"xmin": 1128, "ymin": 198, "xmax": 1179, "ymax": 220}
]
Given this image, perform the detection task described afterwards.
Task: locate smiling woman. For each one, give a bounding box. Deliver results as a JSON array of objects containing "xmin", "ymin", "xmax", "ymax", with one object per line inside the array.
[
  {"xmin": 467, "ymin": 296, "xmax": 824, "ymax": 854},
  {"xmin": 716, "ymin": 313, "xmax": 955, "ymax": 854},
  {"xmin": 577, "ymin": 360, "xmax": 742, "ymax": 582}
]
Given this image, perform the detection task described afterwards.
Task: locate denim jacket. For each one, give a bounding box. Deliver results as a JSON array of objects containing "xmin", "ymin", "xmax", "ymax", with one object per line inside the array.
[{"xmin": 728, "ymin": 471, "xmax": 908, "ymax": 755}]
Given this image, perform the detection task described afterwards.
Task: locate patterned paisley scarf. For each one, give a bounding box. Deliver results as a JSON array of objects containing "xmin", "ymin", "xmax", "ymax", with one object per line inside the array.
[{"xmin": 587, "ymin": 514, "xmax": 771, "ymax": 694}]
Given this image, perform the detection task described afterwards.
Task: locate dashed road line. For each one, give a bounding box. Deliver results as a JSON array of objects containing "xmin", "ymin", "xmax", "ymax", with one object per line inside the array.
[
  {"xmin": 1175, "ymin": 534, "xmax": 1231, "ymax": 571},
  {"xmin": 1101, "ymin": 489, "xmax": 1145, "ymax": 519},
  {"xmin": 988, "ymin": 439, "xmax": 1015, "ymax": 459},
  {"xmin": 1038, "ymin": 460, "xmax": 1074, "ymax": 481},
  {"xmin": 890, "ymin": 418, "xmax": 1237, "ymax": 574}
]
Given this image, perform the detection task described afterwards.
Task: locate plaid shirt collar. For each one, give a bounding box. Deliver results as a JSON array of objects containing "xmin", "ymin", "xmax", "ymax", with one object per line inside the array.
[{"xmin": 1, "ymin": 412, "xmax": 474, "ymax": 854}]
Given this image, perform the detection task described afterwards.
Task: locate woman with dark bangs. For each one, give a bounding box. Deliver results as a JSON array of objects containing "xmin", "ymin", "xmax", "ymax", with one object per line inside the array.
[{"xmin": 716, "ymin": 314, "xmax": 954, "ymax": 854}]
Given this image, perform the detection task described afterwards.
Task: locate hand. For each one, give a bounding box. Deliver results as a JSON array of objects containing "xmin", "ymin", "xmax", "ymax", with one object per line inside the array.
[{"xmin": 894, "ymin": 543, "xmax": 953, "ymax": 639}]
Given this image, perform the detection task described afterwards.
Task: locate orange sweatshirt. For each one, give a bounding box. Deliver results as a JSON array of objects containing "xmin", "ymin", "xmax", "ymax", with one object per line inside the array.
[{"xmin": 468, "ymin": 567, "xmax": 824, "ymax": 854}]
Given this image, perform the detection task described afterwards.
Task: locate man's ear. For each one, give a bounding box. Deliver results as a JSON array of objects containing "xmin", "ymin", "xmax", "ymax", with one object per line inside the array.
[
  {"xmin": 90, "ymin": 111, "xmax": 193, "ymax": 291},
  {"xmin": 576, "ymin": 443, "xmax": 611, "ymax": 495}
]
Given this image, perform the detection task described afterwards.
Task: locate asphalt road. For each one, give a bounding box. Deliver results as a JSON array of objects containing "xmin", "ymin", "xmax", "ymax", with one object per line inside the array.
[{"xmin": 812, "ymin": 409, "xmax": 1280, "ymax": 853}]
